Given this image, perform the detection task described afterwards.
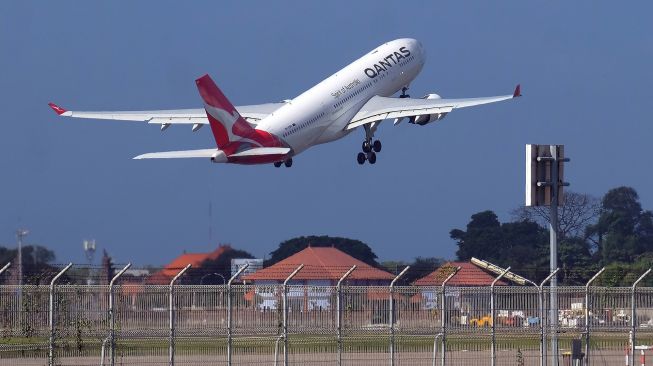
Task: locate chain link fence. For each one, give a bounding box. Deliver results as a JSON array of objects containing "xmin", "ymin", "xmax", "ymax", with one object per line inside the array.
[{"xmin": 1, "ymin": 265, "xmax": 652, "ymax": 365}]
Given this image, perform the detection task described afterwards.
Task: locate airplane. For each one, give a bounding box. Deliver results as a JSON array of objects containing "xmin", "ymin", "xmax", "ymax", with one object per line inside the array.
[{"xmin": 49, "ymin": 38, "xmax": 520, "ymax": 167}]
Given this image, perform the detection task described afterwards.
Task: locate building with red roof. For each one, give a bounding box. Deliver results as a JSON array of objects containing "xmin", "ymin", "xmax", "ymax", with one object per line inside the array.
[
  {"xmin": 242, "ymin": 246, "xmax": 395, "ymax": 311},
  {"xmin": 147, "ymin": 244, "xmax": 232, "ymax": 285},
  {"xmin": 412, "ymin": 261, "xmax": 511, "ymax": 322},
  {"xmin": 242, "ymin": 246, "xmax": 394, "ymax": 285},
  {"xmin": 413, "ymin": 261, "xmax": 508, "ymax": 287}
]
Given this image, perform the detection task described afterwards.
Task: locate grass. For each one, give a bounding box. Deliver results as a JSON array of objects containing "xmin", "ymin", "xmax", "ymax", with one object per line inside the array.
[{"xmin": 0, "ymin": 332, "xmax": 645, "ymax": 358}]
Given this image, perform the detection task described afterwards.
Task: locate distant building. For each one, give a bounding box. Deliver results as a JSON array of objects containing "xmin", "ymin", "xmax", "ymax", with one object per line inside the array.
[
  {"xmin": 230, "ymin": 258, "xmax": 263, "ymax": 280},
  {"xmin": 412, "ymin": 261, "xmax": 509, "ymax": 317},
  {"xmin": 147, "ymin": 244, "xmax": 232, "ymax": 285},
  {"xmin": 242, "ymin": 246, "xmax": 394, "ymax": 310}
]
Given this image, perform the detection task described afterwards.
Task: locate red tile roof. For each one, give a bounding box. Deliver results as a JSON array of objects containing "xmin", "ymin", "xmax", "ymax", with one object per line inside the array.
[
  {"xmin": 242, "ymin": 247, "xmax": 394, "ymax": 282},
  {"xmin": 148, "ymin": 245, "xmax": 231, "ymax": 284},
  {"xmin": 413, "ymin": 262, "xmax": 507, "ymax": 287}
]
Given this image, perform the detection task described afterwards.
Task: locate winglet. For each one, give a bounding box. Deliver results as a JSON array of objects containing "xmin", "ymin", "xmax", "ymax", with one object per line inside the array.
[
  {"xmin": 513, "ymin": 84, "xmax": 522, "ymax": 98},
  {"xmin": 48, "ymin": 102, "xmax": 68, "ymax": 116}
]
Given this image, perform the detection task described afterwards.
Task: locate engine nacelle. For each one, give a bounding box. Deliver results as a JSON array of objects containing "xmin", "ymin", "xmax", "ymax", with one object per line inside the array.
[{"xmin": 410, "ymin": 93, "xmax": 447, "ymax": 125}]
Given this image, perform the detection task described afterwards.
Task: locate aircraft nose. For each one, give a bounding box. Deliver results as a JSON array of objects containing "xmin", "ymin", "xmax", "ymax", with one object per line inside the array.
[{"xmin": 414, "ymin": 40, "xmax": 425, "ymax": 62}]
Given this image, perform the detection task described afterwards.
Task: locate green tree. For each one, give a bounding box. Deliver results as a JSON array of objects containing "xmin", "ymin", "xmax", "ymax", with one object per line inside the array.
[
  {"xmin": 451, "ymin": 211, "xmax": 502, "ymax": 262},
  {"xmin": 0, "ymin": 245, "xmax": 58, "ymax": 284},
  {"xmin": 265, "ymin": 236, "xmax": 379, "ymax": 267},
  {"xmin": 587, "ymin": 187, "xmax": 653, "ymax": 264},
  {"xmin": 451, "ymin": 211, "xmax": 549, "ymax": 281}
]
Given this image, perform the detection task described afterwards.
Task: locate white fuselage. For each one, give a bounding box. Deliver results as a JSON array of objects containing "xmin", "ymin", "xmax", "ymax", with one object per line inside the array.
[{"xmin": 256, "ymin": 38, "xmax": 425, "ymax": 155}]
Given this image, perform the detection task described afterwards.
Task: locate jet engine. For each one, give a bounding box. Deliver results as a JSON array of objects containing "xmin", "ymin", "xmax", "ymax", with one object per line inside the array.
[{"xmin": 409, "ymin": 93, "xmax": 448, "ymax": 126}]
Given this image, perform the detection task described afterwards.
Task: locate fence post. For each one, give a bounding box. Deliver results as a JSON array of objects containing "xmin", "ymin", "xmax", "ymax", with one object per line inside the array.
[
  {"xmin": 630, "ymin": 268, "xmax": 651, "ymax": 366},
  {"xmin": 389, "ymin": 266, "xmax": 410, "ymax": 366},
  {"xmin": 432, "ymin": 333, "xmax": 443, "ymax": 366},
  {"xmin": 585, "ymin": 267, "xmax": 605, "ymax": 366},
  {"xmin": 283, "ymin": 264, "xmax": 304, "ymax": 366},
  {"xmin": 109, "ymin": 263, "xmax": 131, "ymax": 366},
  {"xmin": 227, "ymin": 263, "xmax": 249, "ymax": 366},
  {"xmin": 169, "ymin": 264, "xmax": 191, "ymax": 366},
  {"xmin": 539, "ymin": 268, "xmax": 559, "ymax": 366},
  {"xmin": 0, "ymin": 262, "xmax": 10, "ymax": 277},
  {"xmin": 337, "ymin": 265, "xmax": 357, "ymax": 366},
  {"xmin": 490, "ymin": 267, "xmax": 510, "ymax": 366},
  {"xmin": 48, "ymin": 263, "xmax": 72, "ymax": 366},
  {"xmin": 273, "ymin": 334, "xmax": 284, "ymax": 366},
  {"xmin": 441, "ymin": 266, "xmax": 460, "ymax": 366}
]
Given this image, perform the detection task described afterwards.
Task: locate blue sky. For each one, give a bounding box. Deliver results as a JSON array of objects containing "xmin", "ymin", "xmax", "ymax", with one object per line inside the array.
[{"xmin": 1, "ymin": 1, "xmax": 651, "ymax": 266}]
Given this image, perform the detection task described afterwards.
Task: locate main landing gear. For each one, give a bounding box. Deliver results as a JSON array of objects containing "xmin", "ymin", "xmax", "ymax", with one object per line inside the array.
[
  {"xmin": 357, "ymin": 122, "xmax": 383, "ymax": 165},
  {"xmin": 357, "ymin": 140, "xmax": 381, "ymax": 165},
  {"xmin": 357, "ymin": 138, "xmax": 382, "ymax": 165},
  {"xmin": 273, "ymin": 158, "xmax": 292, "ymax": 168}
]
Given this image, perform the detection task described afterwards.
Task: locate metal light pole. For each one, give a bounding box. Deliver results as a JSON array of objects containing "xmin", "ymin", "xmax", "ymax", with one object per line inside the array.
[
  {"xmin": 547, "ymin": 145, "xmax": 560, "ymax": 366},
  {"xmin": 527, "ymin": 145, "xmax": 569, "ymax": 366}
]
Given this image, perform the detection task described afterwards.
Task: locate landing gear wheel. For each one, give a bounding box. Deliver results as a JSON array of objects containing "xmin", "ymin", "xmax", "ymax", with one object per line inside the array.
[
  {"xmin": 362, "ymin": 141, "xmax": 371, "ymax": 153},
  {"xmin": 284, "ymin": 158, "xmax": 293, "ymax": 168},
  {"xmin": 367, "ymin": 152, "xmax": 377, "ymax": 164},
  {"xmin": 372, "ymin": 140, "xmax": 382, "ymax": 153},
  {"xmin": 399, "ymin": 86, "xmax": 410, "ymax": 99},
  {"xmin": 357, "ymin": 152, "xmax": 366, "ymax": 165},
  {"xmin": 274, "ymin": 161, "xmax": 282, "ymax": 168}
]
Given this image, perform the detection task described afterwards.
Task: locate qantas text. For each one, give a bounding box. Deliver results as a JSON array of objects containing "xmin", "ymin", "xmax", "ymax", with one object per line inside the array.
[{"xmin": 363, "ymin": 47, "xmax": 411, "ymax": 79}]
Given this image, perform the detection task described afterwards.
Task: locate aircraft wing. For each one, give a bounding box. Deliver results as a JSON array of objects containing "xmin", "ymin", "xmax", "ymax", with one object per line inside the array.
[
  {"xmin": 345, "ymin": 85, "xmax": 521, "ymax": 130},
  {"xmin": 133, "ymin": 147, "xmax": 290, "ymax": 161},
  {"xmin": 133, "ymin": 149, "xmax": 221, "ymax": 160},
  {"xmin": 48, "ymin": 102, "xmax": 287, "ymax": 128}
]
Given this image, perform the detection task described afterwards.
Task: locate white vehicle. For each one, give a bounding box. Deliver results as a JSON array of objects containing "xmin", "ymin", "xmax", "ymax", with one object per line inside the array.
[{"xmin": 49, "ymin": 38, "xmax": 520, "ymax": 166}]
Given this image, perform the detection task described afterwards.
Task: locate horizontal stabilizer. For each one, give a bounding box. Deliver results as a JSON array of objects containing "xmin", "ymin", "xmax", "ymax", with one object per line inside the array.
[
  {"xmin": 133, "ymin": 149, "xmax": 223, "ymax": 160},
  {"xmin": 229, "ymin": 147, "xmax": 291, "ymax": 157}
]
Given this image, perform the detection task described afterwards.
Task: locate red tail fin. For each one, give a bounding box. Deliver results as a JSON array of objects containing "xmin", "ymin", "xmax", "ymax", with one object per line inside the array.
[{"xmin": 195, "ymin": 74, "xmax": 253, "ymax": 148}]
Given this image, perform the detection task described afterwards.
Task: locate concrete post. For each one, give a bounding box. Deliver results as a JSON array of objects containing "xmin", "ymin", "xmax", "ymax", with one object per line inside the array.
[
  {"xmin": 490, "ymin": 267, "xmax": 510, "ymax": 366},
  {"xmin": 169, "ymin": 264, "xmax": 191, "ymax": 366},
  {"xmin": 585, "ymin": 267, "xmax": 605, "ymax": 366},
  {"xmin": 337, "ymin": 265, "xmax": 357, "ymax": 366},
  {"xmin": 227, "ymin": 263, "xmax": 249, "ymax": 366},
  {"xmin": 48, "ymin": 263, "xmax": 72, "ymax": 366},
  {"xmin": 441, "ymin": 267, "xmax": 460, "ymax": 366},
  {"xmin": 389, "ymin": 266, "xmax": 410, "ymax": 366},
  {"xmin": 109, "ymin": 263, "xmax": 131, "ymax": 366},
  {"xmin": 283, "ymin": 265, "xmax": 304, "ymax": 366},
  {"xmin": 630, "ymin": 268, "xmax": 651, "ymax": 366},
  {"xmin": 539, "ymin": 268, "xmax": 559, "ymax": 366}
]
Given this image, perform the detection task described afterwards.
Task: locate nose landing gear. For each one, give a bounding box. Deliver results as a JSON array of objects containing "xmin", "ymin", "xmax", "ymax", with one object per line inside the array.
[{"xmin": 399, "ymin": 86, "xmax": 410, "ymax": 99}]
